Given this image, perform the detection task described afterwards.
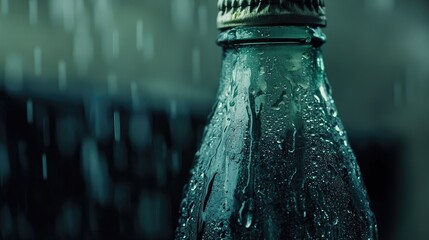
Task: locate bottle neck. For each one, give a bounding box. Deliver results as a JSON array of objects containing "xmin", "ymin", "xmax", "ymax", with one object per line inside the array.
[
  {"xmin": 214, "ymin": 25, "xmax": 330, "ymax": 123},
  {"xmin": 217, "ymin": 26, "xmax": 326, "ymax": 47}
]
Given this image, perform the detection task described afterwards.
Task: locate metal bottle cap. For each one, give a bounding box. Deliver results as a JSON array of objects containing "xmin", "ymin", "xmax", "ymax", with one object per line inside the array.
[{"xmin": 217, "ymin": 0, "xmax": 327, "ymax": 29}]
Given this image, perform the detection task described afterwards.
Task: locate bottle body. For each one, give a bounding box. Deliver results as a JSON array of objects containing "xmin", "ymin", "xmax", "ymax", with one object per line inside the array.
[{"xmin": 176, "ymin": 26, "xmax": 377, "ymax": 240}]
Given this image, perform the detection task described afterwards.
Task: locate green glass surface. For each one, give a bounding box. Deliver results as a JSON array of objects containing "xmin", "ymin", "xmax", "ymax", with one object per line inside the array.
[{"xmin": 176, "ymin": 26, "xmax": 378, "ymax": 240}]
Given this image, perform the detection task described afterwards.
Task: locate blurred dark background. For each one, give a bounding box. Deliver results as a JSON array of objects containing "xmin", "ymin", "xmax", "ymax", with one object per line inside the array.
[{"xmin": 0, "ymin": 0, "xmax": 428, "ymax": 239}]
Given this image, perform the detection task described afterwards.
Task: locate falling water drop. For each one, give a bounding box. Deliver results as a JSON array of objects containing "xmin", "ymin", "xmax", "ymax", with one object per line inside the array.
[
  {"xmin": 42, "ymin": 153, "xmax": 48, "ymax": 180},
  {"xmin": 136, "ymin": 19, "xmax": 144, "ymax": 51},
  {"xmin": 288, "ymin": 123, "xmax": 297, "ymax": 153},
  {"xmin": 58, "ymin": 60, "xmax": 67, "ymax": 90},
  {"xmin": 49, "ymin": 0, "xmax": 75, "ymax": 31},
  {"xmin": 171, "ymin": 0, "xmax": 194, "ymax": 31},
  {"xmin": 366, "ymin": 0, "xmax": 395, "ymax": 12},
  {"xmin": 112, "ymin": 30, "xmax": 120, "ymax": 58},
  {"xmin": 73, "ymin": 22, "xmax": 94, "ymax": 75},
  {"xmin": 85, "ymin": 99, "xmax": 112, "ymax": 146},
  {"xmin": 192, "ymin": 47, "xmax": 201, "ymax": 82},
  {"xmin": 81, "ymin": 138, "xmax": 111, "ymax": 205},
  {"xmin": 130, "ymin": 81, "xmax": 140, "ymax": 109},
  {"xmin": 1, "ymin": 0, "xmax": 9, "ymax": 16},
  {"xmin": 113, "ymin": 111, "xmax": 121, "ymax": 142},
  {"xmin": 26, "ymin": 99, "xmax": 34, "ymax": 124},
  {"xmin": 29, "ymin": 0, "xmax": 38, "ymax": 25},
  {"xmin": 33, "ymin": 46, "xmax": 42, "ymax": 76}
]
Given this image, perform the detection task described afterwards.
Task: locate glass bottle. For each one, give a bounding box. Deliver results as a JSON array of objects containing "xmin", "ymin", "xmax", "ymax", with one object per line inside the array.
[{"xmin": 176, "ymin": 0, "xmax": 378, "ymax": 239}]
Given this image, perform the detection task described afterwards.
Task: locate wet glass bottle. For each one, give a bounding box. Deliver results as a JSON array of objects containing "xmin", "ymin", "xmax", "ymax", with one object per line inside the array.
[{"xmin": 176, "ymin": 0, "xmax": 378, "ymax": 239}]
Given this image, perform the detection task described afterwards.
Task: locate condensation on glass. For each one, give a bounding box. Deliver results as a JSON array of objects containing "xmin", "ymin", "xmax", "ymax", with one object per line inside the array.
[{"xmin": 176, "ymin": 26, "xmax": 378, "ymax": 240}]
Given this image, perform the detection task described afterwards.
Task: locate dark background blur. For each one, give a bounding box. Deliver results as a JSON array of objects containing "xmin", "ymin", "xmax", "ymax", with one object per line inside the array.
[{"xmin": 0, "ymin": 0, "xmax": 428, "ymax": 239}]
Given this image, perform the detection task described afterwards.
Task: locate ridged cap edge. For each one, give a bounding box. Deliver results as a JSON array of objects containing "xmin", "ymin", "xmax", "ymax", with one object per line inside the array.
[{"xmin": 217, "ymin": 0, "xmax": 326, "ymax": 29}]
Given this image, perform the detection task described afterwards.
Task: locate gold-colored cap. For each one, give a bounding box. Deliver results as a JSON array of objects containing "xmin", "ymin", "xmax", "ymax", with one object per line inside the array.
[{"xmin": 217, "ymin": 0, "xmax": 326, "ymax": 29}]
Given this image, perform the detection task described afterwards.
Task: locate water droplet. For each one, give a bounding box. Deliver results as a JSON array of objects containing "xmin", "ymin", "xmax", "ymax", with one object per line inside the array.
[
  {"xmin": 335, "ymin": 125, "xmax": 344, "ymax": 136},
  {"xmin": 85, "ymin": 99, "xmax": 112, "ymax": 141},
  {"xmin": 191, "ymin": 182, "xmax": 198, "ymax": 191},
  {"xmin": 42, "ymin": 153, "xmax": 48, "ymax": 180},
  {"xmin": 26, "ymin": 99, "xmax": 34, "ymax": 124},
  {"xmin": 33, "ymin": 46, "xmax": 42, "ymax": 76},
  {"xmin": 318, "ymin": 86, "xmax": 328, "ymax": 103},
  {"xmin": 288, "ymin": 123, "xmax": 297, "ymax": 153},
  {"xmin": 170, "ymin": 100, "xmax": 178, "ymax": 119},
  {"xmin": 113, "ymin": 111, "xmax": 121, "ymax": 142},
  {"xmin": 81, "ymin": 138, "xmax": 111, "ymax": 205},
  {"xmin": 314, "ymin": 94, "xmax": 321, "ymax": 103},
  {"xmin": 192, "ymin": 47, "xmax": 201, "ymax": 82},
  {"xmin": 52, "ymin": 0, "xmax": 75, "ymax": 31},
  {"xmin": 29, "ymin": 0, "xmax": 38, "ymax": 25},
  {"xmin": 112, "ymin": 29, "xmax": 120, "ymax": 58},
  {"xmin": 1, "ymin": 0, "xmax": 9, "ymax": 16},
  {"xmin": 171, "ymin": 0, "xmax": 194, "ymax": 31},
  {"xmin": 58, "ymin": 60, "xmax": 67, "ymax": 90},
  {"xmin": 93, "ymin": 0, "xmax": 114, "ymax": 31},
  {"xmin": 73, "ymin": 22, "xmax": 94, "ymax": 75},
  {"xmin": 130, "ymin": 81, "xmax": 140, "ymax": 109},
  {"xmin": 136, "ymin": 19, "xmax": 144, "ymax": 51},
  {"xmin": 238, "ymin": 200, "xmax": 253, "ymax": 228},
  {"xmin": 244, "ymin": 213, "xmax": 253, "ymax": 228}
]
